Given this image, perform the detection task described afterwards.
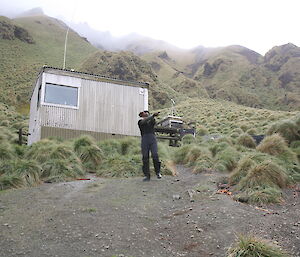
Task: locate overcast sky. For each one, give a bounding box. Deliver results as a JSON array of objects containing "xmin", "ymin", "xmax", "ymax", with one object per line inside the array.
[{"xmin": 0, "ymin": 0, "xmax": 299, "ymax": 55}]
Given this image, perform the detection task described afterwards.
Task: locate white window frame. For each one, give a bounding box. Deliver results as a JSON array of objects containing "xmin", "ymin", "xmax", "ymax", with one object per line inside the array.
[{"xmin": 40, "ymin": 75, "xmax": 80, "ymax": 110}]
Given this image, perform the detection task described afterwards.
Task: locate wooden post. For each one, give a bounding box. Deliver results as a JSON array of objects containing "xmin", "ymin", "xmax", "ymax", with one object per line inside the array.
[{"xmin": 18, "ymin": 128, "xmax": 23, "ymax": 145}]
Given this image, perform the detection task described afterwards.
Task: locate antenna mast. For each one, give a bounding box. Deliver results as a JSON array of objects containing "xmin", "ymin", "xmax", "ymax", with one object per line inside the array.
[
  {"xmin": 63, "ymin": 27, "xmax": 70, "ymax": 69},
  {"xmin": 62, "ymin": 1, "xmax": 78, "ymax": 69}
]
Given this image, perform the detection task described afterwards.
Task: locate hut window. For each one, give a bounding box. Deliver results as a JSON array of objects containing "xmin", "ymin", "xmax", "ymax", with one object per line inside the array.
[{"xmin": 44, "ymin": 83, "xmax": 78, "ymax": 107}]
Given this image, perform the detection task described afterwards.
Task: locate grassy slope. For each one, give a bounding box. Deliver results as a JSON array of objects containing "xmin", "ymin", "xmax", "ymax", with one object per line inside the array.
[
  {"xmin": 0, "ymin": 15, "xmax": 97, "ymax": 106},
  {"xmin": 141, "ymin": 44, "xmax": 300, "ymax": 111},
  {"xmin": 157, "ymin": 98, "xmax": 298, "ymax": 136}
]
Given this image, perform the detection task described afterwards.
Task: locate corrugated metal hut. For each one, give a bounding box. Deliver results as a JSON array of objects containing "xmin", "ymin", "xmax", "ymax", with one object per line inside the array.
[{"xmin": 28, "ymin": 66, "xmax": 149, "ymax": 145}]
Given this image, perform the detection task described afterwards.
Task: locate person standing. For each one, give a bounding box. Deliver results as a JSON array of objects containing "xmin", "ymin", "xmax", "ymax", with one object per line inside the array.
[{"xmin": 138, "ymin": 110, "xmax": 162, "ymax": 181}]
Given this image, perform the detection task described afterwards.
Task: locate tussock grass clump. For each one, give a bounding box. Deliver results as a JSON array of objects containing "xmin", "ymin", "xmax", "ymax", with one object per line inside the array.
[
  {"xmin": 192, "ymin": 156, "xmax": 214, "ymax": 173},
  {"xmin": 230, "ymin": 152, "xmax": 298, "ymax": 203},
  {"xmin": 76, "ymin": 145, "xmax": 102, "ymax": 169},
  {"xmin": 0, "ymin": 160, "xmax": 42, "ymax": 188},
  {"xmin": 25, "ymin": 139, "xmax": 57, "ymax": 163},
  {"xmin": 267, "ymin": 119, "xmax": 300, "ymax": 144},
  {"xmin": 14, "ymin": 144, "xmax": 27, "ymax": 157},
  {"xmin": 291, "ymin": 144, "xmax": 300, "ymax": 162},
  {"xmin": 184, "ymin": 145, "xmax": 212, "ymax": 166},
  {"xmin": 96, "ymin": 154, "xmax": 140, "ymax": 177},
  {"xmin": 13, "ymin": 159, "xmax": 42, "ymax": 186},
  {"xmin": 237, "ymin": 133, "xmax": 256, "ymax": 148},
  {"xmin": 239, "ymin": 125, "xmax": 248, "ymax": 133},
  {"xmin": 0, "ymin": 120, "xmax": 10, "ymax": 127},
  {"xmin": 98, "ymin": 139, "xmax": 121, "ymax": 156},
  {"xmin": 229, "ymin": 157, "xmax": 256, "ymax": 185},
  {"xmin": 0, "ymin": 126, "xmax": 14, "ymax": 142},
  {"xmin": 73, "ymin": 135, "xmax": 103, "ymax": 172},
  {"xmin": 257, "ymin": 134, "xmax": 289, "ymax": 155},
  {"xmin": 182, "ymin": 134, "xmax": 195, "ymax": 145},
  {"xmin": 257, "ymin": 134, "xmax": 298, "ymax": 163},
  {"xmin": 173, "ymin": 143, "xmax": 213, "ymax": 173},
  {"xmin": 247, "ymin": 186, "xmax": 283, "ymax": 204},
  {"xmin": 173, "ymin": 144, "xmax": 194, "ymax": 164},
  {"xmin": 290, "ymin": 140, "xmax": 300, "ymax": 149},
  {"xmin": 227, "ymin": 234, "xmax": 288, "ymax": 257},
  {"xmin": 157, "ymin": 142, "xmax": 171, "ymax": 160},
  {"xmin": 41, "ymin": 159, "xmax": 85, "ymax": 182},
  {"xmin": 214, "ymin": 146, "xmax": 240, "ymax": 172},
  {"xmin": 238, "ymin": 161, "xmax": 288, "ymax": 190},
  {"xmin": 246, "ymin": 128, "xmax": 258, "ymax": 134},
  {"xmin": 0, "ymin": 174, "xmax": 24, "ymax": 190},
  {"xmin": 49, "ymin": 144, "xmax": 75, "ymax": 160},
  {"xmin": 26, "ymin": 139, "xmax": 82, "ymax": 165},
  {"xmin": 118, "ymin": 137, "xmax": 140, "ymax": 155},
  {"xmin": 230, "ymin": 132, "xmax": 240, "ymax": 138},
  {"xmin": 197, "ymin": 125, "xmax": 208, "ymax": 136},
  {"xmin": 0, "ymin": 142, "xmax": 15, "ymax": 160},
  {"xmin": 232, "ymin": 128, "xmax": 244, "ymax": 134},
  {"xmin": 73, "ymin": 135, "xmax": 95, "ymax": 152},
  {"xmin": 210, "ymin": 141, "xmax": 231, "ymax": 157},
  {"xmin": 216, "ymin": 136, "xmax": 234, "ymax": 145},
  {"xmin": 22, "ymin": 138, "xmax": 87, "ymax": 184}
]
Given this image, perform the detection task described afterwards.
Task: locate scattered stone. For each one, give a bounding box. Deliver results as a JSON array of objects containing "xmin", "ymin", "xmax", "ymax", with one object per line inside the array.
[
  {"xmin": 173, "ymin": 195, "xmax": 181, "ymax": 200},
  {"xmin": 217, "ymin": 183, "xmax": 229, "ymax": 189},
  {"xmin": 187, "ymin": 189, "xmax": 196, "ymax": 202}
]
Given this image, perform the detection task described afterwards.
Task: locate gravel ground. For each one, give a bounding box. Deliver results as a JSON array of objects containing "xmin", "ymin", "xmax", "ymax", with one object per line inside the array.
[{"xmin": 0, "ymin": 166, "xmax": 299, "ymax": 257}]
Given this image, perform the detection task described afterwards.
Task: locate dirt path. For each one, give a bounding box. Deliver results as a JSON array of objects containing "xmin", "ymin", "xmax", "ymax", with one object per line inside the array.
[{"xmin": 0, "ymin": 167, "xmax": 299, "ymax": 257}]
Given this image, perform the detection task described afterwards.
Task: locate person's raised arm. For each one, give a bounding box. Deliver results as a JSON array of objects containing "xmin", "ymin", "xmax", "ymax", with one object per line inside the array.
[{"xmin": 139, "ymin": 112, "xmax": 160, "ymax": 125}]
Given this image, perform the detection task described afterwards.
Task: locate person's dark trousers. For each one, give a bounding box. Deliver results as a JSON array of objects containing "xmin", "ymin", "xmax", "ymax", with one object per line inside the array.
[{"xmin": 141, "ymin": 133, "xmax": 160, "ymax": 178}]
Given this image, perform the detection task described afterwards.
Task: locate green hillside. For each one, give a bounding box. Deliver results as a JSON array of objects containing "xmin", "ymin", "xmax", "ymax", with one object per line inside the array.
[
  {"xmin": 0, "ymin": 15, "xmax": 97, "ymax": 106},
  {"xmin": 157, "ymin": 98, "xmax": 298, "ymax": 136},
  {"xmin": 140, "ymin": 44, "xmax": 300, "ymax": 111},
  {"xmin": 0, "ymin": 13, "xmax": 299, "ymax": 114}
]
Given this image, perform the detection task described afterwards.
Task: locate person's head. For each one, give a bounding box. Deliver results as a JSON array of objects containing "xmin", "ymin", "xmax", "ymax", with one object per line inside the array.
[{"xmin": 139, "ymin": 110, "xmax": 150, "ymax": 118}]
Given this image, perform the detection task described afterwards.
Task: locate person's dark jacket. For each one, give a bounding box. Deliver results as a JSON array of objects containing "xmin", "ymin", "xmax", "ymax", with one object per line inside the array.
[{"xmin": 138, "ymin": 115, "xmax": 156, "ymax": 136}]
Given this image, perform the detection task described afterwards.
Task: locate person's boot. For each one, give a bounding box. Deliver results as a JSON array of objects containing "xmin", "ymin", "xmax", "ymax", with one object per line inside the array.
[
  {"xmin": 142, "ymin": 160, "xmax": 150, "ymax": 181},
  {"xmin": 153, "ymin": 160, "xmax": 162, "ymax": 179}
]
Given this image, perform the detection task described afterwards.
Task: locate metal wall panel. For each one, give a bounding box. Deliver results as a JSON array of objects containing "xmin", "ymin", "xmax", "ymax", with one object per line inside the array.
[
  {"xmin": 37, "ymin": 73, "xmax": 146, "ymax": 139},
  {"xmin": 40, "ymin": 126, "xmax": 128, "ymax": 141},
  {"xmin": 28, "ymin": 74, "xmax": 42, "ymax": 145}
]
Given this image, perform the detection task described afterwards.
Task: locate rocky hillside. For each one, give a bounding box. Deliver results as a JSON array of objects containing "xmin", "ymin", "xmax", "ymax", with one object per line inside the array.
[
  {"xmin": 0, "ymin": 15, "xmax": 96, "ymax": 107},
  {"xmin": 0, "ymin": 12, "xmax": 299, "ymax": 112},
  {"xmin": 69, "ymin": 21, "xmax": 300, "ymax": 111},
  {"xmin": 140, "ymin": 44, "xmax": 300, "ymax": 111},
  {"xmin": 0, "ymin": 16, "xmax": 34, "ymax": 43},
  {"xmin": 264, "ymin": 43, "xmax": 300, "ymax": 108}
]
